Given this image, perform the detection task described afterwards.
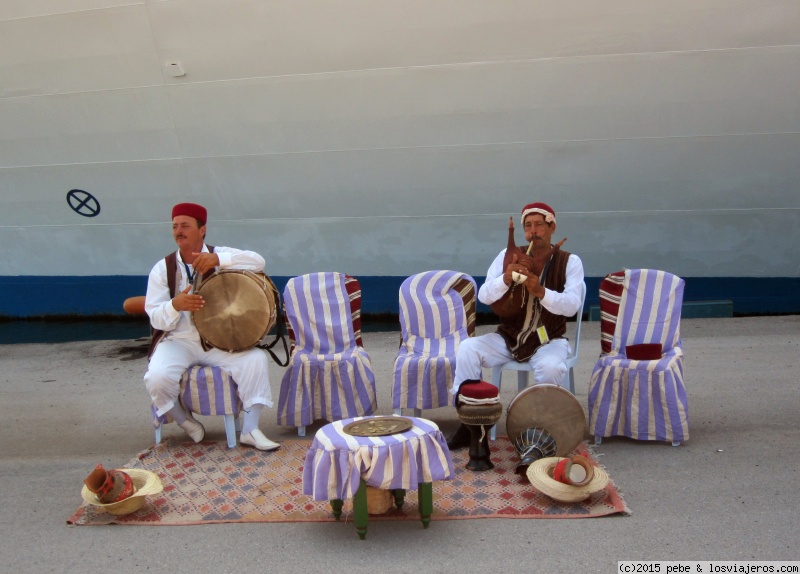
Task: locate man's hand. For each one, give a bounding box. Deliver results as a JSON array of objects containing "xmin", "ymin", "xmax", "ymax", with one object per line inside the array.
[
  {"xmin": 191, "ymin": 252, "xmax": 220, "ymax": 276},
  {"xmin": 504, "ymin": 253, "xmax": 532, "ymax": 286},
  {"xmin": 522, "ymin": 274, "xmax": 545, "ymax": 299},
  {"xmin": 172, "ymin": 285, "xmax": 205, "ymax": 312},
  {"xmin": 504, "ymin": 254, "xmax": 545, "ymax": 298}
]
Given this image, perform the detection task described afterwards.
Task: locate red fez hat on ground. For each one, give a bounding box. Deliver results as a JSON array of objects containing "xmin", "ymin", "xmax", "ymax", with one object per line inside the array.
[
  {"xmin": 456, "ymin": 380, "xmax": 500, "ymax": 406},
  {"xmin": 520, "ymin": 202, "xmax": 556, "ymax": 225},
  {"xmin": 172, "ymin": 203, "xmax": 207, "ymax": 225}
]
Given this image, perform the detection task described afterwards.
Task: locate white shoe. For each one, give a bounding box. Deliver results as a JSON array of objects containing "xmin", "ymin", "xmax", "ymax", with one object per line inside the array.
[
  {"xmin": 240, "ymin": 429, "xmax": 280, "ymax": 451},
  {"xmin": 178, "ymin": 417, "xmax": 205, "ymax": 443}
]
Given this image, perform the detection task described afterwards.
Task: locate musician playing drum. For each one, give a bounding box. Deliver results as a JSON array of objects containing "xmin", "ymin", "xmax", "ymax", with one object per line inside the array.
[
  {"xmin": 447, "ymin": 202, "xmax": 584, "ymax": 450},
  {"xmin": 143, "ymin": 202, "xmax": 280, "ymax": 451}
]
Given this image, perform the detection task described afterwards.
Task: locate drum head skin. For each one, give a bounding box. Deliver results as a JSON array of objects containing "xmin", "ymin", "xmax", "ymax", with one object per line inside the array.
[
  {"xmin": 505, "ymin": 384, "xmax": 586, "ymax": 456},
  {"xmin": 193, "ymin": 270, "xmax": 276, "ymax": 352}
]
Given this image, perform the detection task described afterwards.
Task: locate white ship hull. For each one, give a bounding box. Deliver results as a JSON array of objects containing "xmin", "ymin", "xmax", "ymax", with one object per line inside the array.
[{"xmin": 1, "ymin": 1, "xmax": 798, "ymax": 316}]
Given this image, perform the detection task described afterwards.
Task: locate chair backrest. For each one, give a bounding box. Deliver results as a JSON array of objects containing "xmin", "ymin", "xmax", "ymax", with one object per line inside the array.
[
  {"xmin": 399, "ymin": 270, "xmax": 477, "ymax": 356},
  {"xmin": 598, "ymin": 270, "xmax": 626, "ymax": 354},
  {"xmin": 612, "ymin": 269, "xmax": 685, "ymax": 353},
  {"xmin": 283, "ymin": 272, "xmax": 362, "ymax": 354},
  {"xmin": 569, "ymin": 281, "xmax": 587, "ymax": 362}
]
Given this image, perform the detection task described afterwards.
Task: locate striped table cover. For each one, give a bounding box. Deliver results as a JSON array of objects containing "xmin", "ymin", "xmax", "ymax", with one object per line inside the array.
[
  {"xmin": 588, "ymin": 269, "xmax": 689, "ymax": 443},
  {"xmin": 303, "ymin": 416, "xmax": 455, "ymax": 501},
  {"xmin": 392, "ymin": 270, "xmax": 477, "ymax": 411}
]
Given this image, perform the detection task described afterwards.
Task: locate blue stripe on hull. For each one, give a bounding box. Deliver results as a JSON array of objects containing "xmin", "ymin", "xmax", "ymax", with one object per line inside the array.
[{"xmin": 0, "ymin": 276, "xmax": 798, "ymax": 318}]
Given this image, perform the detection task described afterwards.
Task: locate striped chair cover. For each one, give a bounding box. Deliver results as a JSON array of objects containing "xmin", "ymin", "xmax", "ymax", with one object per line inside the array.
[
  {"xmin": 588, "ymin": 269, "xmax": 689, "ymax": 443},
  {"xmin": 391, "ymin": 270, "xmax": 477, "ymax": 412},
  {"xmin": 277, "ymin": 272, "xmax": 377, "ymax": 428},
  {"xmin": 598, "ymin": 270, "xmax": 626, "ymax": 354},
  {"xmin": 151, "ymin": 365, "xmax": 242, "ymax": 447},
  {"xmin": 180, "ymin": 366, "xmax": 242, "ymax": 417}
]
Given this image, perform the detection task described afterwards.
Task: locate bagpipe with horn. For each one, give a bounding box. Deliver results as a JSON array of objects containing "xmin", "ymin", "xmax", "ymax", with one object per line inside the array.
[{"xmin": 490, "ymin": 216, "xmax": 566, "ymax": 318}]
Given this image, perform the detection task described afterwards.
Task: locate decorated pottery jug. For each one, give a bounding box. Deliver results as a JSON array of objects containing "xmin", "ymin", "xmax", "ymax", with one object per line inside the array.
[{"xmin": 83, "ymin": 464, "xmax": 135, "ymax": 504}]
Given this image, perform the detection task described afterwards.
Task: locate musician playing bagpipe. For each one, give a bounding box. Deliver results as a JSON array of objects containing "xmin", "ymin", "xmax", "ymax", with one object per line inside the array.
[
  {"xmin": 447, "ymin": 202, "xmax": 585, "ymax": 450},
  {"xmin": 143, "ymin": 202, "xmax": 280, "ymax": 451}
]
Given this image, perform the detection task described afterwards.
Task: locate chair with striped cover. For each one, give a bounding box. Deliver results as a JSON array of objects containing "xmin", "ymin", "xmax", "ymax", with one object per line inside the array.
[
  {"xmin": 488, "ymin": 280, "xmax": 586, "ymax": 440},
  {"xmin": 277, "ymin": 272, "xmax": 378, "ymax": 436},
  {"xmin": 152, "ymin": 365, "xmax": 242, "ymax": 448},
  {"xmin": 391, "ymin": 270, "xmax": 477, "ymax": 417},
  {"xmin": 588, "ymin": 269, "xmax": 689, "ymax": 446}
]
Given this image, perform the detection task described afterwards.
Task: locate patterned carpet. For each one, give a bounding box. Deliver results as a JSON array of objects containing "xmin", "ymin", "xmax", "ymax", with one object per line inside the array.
[{"xmin": 67, "ymin": 438, "xmax": 629, "ymax": 526}]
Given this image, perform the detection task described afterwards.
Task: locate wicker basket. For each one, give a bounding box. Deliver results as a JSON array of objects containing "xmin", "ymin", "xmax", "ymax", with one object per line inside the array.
[{"xmin": 366, "ymin": 487, "xmax": 393, "ymax": 515}]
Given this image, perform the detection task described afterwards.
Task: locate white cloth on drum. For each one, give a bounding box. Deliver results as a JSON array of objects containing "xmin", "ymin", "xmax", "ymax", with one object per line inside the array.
[
  {"xmin": 452, "ymin": 333, "xmax": 571, "ymax": 395},
  {"xmin": 145, "ymin": 337, "xmax": 272, "ymax": 416}
]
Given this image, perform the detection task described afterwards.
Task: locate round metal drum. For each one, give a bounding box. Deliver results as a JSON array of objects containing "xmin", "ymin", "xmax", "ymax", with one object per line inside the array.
[
  {"xmin": 505, "ymin": 384, "xmax": 586, "ymax": 457},
  {"xmin": 192, "ymin": 269, "xmax": 277, "ymax": 352}
]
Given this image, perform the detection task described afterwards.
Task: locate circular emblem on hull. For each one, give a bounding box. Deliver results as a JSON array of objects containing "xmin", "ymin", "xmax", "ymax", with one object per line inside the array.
[{"xmin": 66, "ymin": 190, "xmax": 101, "ymax": 217}]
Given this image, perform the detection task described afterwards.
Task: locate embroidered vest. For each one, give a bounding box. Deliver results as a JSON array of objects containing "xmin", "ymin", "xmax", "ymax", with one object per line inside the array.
[
  {"xmin": 496, "ymin": 249, "xmax": 571, "ymax": 362},
  {"xmin": 147, "ymin": 246, "xmax": 215, "ymax": 360}
]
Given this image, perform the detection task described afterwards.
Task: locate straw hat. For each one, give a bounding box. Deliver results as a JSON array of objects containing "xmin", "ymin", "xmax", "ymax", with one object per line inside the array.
[
  {"xmin": 81, "ymin": 469, "xmax": 163, "ymax": 515},
  {"xmin": 526, "ymin": 457, "xmax": 609, "ymax": 503}
]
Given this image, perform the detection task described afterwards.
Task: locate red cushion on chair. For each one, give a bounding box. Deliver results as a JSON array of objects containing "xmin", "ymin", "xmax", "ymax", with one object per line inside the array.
[
  {"xmin": 625, "ymin": 343, "xmax": 663, "ymax": 360},
  {"xmin": 458, "ymin": 380, "xmax": 499, "ymax": 399}
]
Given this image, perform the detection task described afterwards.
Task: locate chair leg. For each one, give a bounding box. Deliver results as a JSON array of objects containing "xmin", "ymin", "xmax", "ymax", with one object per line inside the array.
[
  {"xmin": 594, "ymin": 436, "xmax": 602, "ymax": 445},
  {"xmin": 567, "ymin": 369, "xmax": 575, "ymax": 395},
  {"xmin": 223, "ymin": 414, "xmax": 237, "ymax": 449},
  {"xmin": 671, "ymin": 441, "xmax": 681, "ymax": 447},
  {"xmin": 298, "ymin": 426, "xmax": 306, "ymax": 437},
  {"xmin": 489, "ymin": 424, "xmax": 496, "ymax": 441},
  {"xmin": 155, "ymin": 424, "xmax": 162, "ymax": 445},
  {"xmin": 393, "ymin": 408, "xmax": 401, "ymax": 416},
  {"xmin": 517, "ymin": 371, "xmax": 527, "ymax": 393},
  {"xmin": 491, "ymin": 367, "xmax": 502, "ymax": 391}
]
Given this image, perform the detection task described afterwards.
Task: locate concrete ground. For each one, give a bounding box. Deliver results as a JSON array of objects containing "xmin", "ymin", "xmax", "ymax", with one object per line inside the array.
[{"xmin": 1, "ymin": 315, "xmax": 798, "ymax": 573}]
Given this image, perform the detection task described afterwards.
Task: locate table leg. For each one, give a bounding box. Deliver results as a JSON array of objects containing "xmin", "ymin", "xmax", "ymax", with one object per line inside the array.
[
  {"xmin": 418, "ymin": 482, "xmax": 433, "ymax": 529},
  {"xmin": 392, "ymin": 488, "xmax": 406, "ymax": 510},
  {"xmin": 354, "ymin": 479, "xmax": 369, "ymax": 540},
  {"xmin": 330, "ymin": 499, "xmax": 343, "ymax": 521}
]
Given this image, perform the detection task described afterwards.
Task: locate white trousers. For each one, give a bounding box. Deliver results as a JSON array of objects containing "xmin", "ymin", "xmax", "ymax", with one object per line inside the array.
[
  {"xmin": 145, "ymin": 337, "xmax": 272, "ymax": 417},
  {"xmin": 452, "ymin": 333, "xmax": 571, "ymax": 395}
]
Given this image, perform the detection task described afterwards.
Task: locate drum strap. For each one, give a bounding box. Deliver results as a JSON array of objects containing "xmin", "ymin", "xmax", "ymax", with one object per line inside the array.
[{"xmin": 255, "ymin": 280, "xmax": 290, "ymax": 367}]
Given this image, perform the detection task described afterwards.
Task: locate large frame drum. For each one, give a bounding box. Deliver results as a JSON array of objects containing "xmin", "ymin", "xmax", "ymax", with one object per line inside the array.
[
  {"xmin": 192, "ymin": 269, "xmax": 277, "ymax": 352},
  {"xmin": 505, "ymin": 384, "xmax": 586, "ymax": 457}
]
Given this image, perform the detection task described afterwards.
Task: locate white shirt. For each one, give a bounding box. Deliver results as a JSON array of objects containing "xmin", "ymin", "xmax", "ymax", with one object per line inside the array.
[
  {"xmin": 145, "ymin": 244, "xmax": 266, "ymax": 341},
  {"xmin": 478, "ymin": 248, "xmax": 584, "ymax": 318}
]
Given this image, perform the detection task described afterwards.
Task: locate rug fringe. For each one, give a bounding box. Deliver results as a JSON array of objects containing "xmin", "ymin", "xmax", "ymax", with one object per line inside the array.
[{"xmin": 583, "ymin": 441, "xmax": 632, "ymax": 516}]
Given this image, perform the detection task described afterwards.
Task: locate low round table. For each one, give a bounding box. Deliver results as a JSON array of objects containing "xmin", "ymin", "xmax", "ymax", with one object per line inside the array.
[{"xmin": 303, "ymin": 416, "xmax": 454, "ymax": 539}]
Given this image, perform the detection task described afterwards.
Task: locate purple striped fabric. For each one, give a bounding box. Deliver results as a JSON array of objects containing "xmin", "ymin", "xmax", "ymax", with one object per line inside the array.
[
  {"xmin": 277, "ymin": 273, "xmax": 378, "ymax": 427},
  {"xmin": 151, "ymin": 365, "xmax": 240, "ymax": 428},
  {"xmin": 391, "ymin": 270, "xmax": 476, "ymax": 410},
  {"xmin": 302, "ymin": 416, "xmax": 455, "ymax": 501},
  {"xmin": 181, "ymin": 366, "xmax": 241, "ymax": 416},
  {"xmin": 588, "ymin": 269, "xmax": 689, "ymax": 442},
  {"xmin": 151, "ymin": 403, "xmax": 168, "ymax": 428}
]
